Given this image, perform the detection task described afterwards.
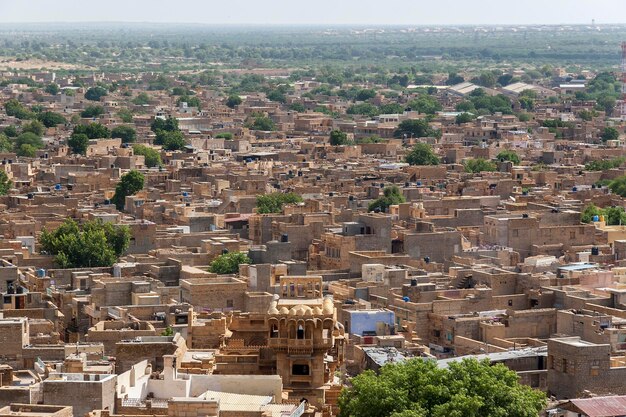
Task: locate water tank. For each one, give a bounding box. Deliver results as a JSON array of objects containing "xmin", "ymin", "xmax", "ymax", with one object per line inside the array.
[
  {"xmin": 349, "ymin": 196, "xmax": 354, "ymax": 201},
  {"xmin": 402, "ymin": 296, "xmax": 410, "ymax": 302},
  {"xmin": 104, "ymin": 199, "xmax": 111, "ymax": 205},
  {"xmin": 54, "ymin": 184, "xmax": 61, "ymax": 191},
  {"xmin": 591, "ymin": 247, "xmax": 600, "ymax": 256},
  {"xmin": 281, "ymin": 234, "xmax": 289, "ymax": 243},
  {"xmin": 416, "ymin": 181, "xmax": 422, "ymax": 186},
  {"xmin": 522, "ymin": 213, "xmax": 529, "ymax": 218},
  {"xmin": 424, "ymin": 256, "xmax": 430, "ymax": 264},
  {"xmin": 592, "ymin": 215, "xmax": 600, "ymax": 222},
  {"xmin": 329, "ymin": 192, "xmax": 334, "ymax": 197},
  {"xmin": 410, "ymin": 279, "xmax": 418, "ymax": 286},
  {"xmin": 222, "ymin": 249, "xmax": 229, "ymax": 255},
  {"xmin": 27, "ymin": 193, "xmax": 34, "ymax": 199},
  {"xmin": 572, "ymin": 186, "xmax": 578, "ymax": 192},
  {"xmin": 405, "ymin": 182, "xmax": 410, "ymax": 187},
  {"xmin": 36, "ymin": 269, "xmax": 46, "ymax": 278},
  {"xmin": 182, "ymin": 191, "xmax": 188, "ymax": 197}
]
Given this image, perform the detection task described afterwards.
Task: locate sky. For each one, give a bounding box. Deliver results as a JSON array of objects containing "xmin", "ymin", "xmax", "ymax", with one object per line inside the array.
[{"xmin": 0, "ymin": 0, "xmax": 626, "ymax": 26}]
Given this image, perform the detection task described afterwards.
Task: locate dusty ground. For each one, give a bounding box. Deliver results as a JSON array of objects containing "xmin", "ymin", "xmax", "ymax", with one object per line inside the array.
[{"xmin": 0, "ymin": 57, "xmax": 91, "ymax": 71}]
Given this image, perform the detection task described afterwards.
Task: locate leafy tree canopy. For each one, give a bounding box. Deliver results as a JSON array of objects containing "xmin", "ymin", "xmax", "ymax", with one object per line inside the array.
[
  {"xmin": 81, "ymin": 105, "xmax": 105, "ymax": 118},
  {"xmin": 496, "ymin": 150, "xmax": 520, "ymax": 165},
  {"xmin": 464, "ymin": 158, "xmax": 497, "ymax": 173},
  {"xmin": 257, "ymin": 192, "xmax": 303, "ymax": 214},
  {"xmin": 68, "ymin": 133, "xmax": 89, "ymax": 155},
  {"xmin": 85, "ymin": 86, "xmax": 108, "ymax": 101},
  {"xmin": 330, "ymin": 130, "xmax": 351, "ymax": 146},
  {"xmin": 40, "ymin": 219, "xmax": 130, "ymax": 268},
  {"xmin": 226, "ymin": 95, "xmax": 242, "ymax": 109},
  {"xmin": 0, "ymin": 171, "xmax": 12, "ymax": 195},
  {"xmin": 338, "ymin": 358, "xmax": 546, "ymax": 417},
  {"xmin": 73, "ymin": 122, "xmax": 110, "ymax": 139},
  {"xmin": 209, "ymin": 251, "xmax": 252, "ymax": 274},
  {"xmin": 37, "ymin": 111, "xmax": 66, "ymax": 128},
  {"xmin": 112, "ymin": 170, "xmax": 145, "ymax": 211},
  {"xmin": 395, "ymin": 119, "xmax": 440, "ymax": 139},
  {"xmin": 609, "ymin": 175, "xmax": 626, "ymax": 198},
  {"xmin": 602, "ymin": 126, "xmax": 620, "ymax": 142},
  {"xmin": 111, "ymin": 125, "xmax": 137, "ymax": 143},
  {"xmin": 405, "ymin": 143, "xmax": 439, "ymax": 166},
  {"xmin": 133, "ymin": 144, "xmax": 162, "ymax": 168},
  {"xmin": 368, "ymin": 185, "xmax": 406, "ymax": 213}
]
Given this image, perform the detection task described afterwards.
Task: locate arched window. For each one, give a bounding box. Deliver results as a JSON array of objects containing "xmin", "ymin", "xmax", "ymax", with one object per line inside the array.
[
  {"xmin": 297, "ymin": 324, "xmax": 305, "ymax": 339},
  {"xmin": 271, "ymin": 324, "xmax": 279, "ymax": 338}
]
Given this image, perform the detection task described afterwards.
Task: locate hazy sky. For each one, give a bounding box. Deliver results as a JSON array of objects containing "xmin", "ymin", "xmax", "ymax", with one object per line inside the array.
[{"xmin": 0, "ymin": 0, "xmax": 625, "ymax": 25}]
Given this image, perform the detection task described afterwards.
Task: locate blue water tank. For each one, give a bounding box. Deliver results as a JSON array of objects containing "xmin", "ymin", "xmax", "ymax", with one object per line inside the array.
[
  {"xmin": 402, "ymin": 296, "xmax": 410, "ymax": 302},
  {"xmin": 592, "ymin": 215, "xmax": 600, "ymax": 222},
  {"xmin": 54, "ymin": 184, "xmax": 61, "ymax": 191},
  {"xmin": 572, "ymin": 186, "xmax": 578, "ymax": 192},
  {"xmin": 182, "ymin": 192, "xmax": 188, "ymax": 197},
  {"xmin": 416, "ymin": 181, "xmax": 422, "ymax": 186},
  {"xmin": 36, "ymin": 268, "xmax": 46, "ymax": 278}
]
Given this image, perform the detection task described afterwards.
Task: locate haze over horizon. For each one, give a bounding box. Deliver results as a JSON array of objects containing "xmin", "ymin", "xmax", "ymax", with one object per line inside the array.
[{"xmin": 0, "ymin": 0, "xmax": 626, "ymax": 26}]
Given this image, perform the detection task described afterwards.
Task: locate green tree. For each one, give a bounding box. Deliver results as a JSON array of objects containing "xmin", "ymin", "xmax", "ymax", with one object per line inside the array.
[
  {"xmin": 15, "ymin": 132, "xmax": 43, "ymax": 150},
  {"xmin": 132, "ymin": 92, "xmax": 151, "ymax": 105},
  {"xmin": 151, "ymin": 117, "xmax": 179, "ymax": 133},
  {"xmin": 112, "ymin": 170, "xmax": 145, "ymax": 211},
  {"xmin": 405, "ymin": 143, "xmax": 439, "ymax": 166},
  {"xmin": 289, "ymin": 103, "xmax": 306, "ymax": 112},
  {"xmin": 601, "ymin": 127, "xmax": 620, "ymax": 142},
  {"xmin": 4, "ymin": 99, "xmax": 33, "ymax": 119},
  {"xmin": 209, "ymin": 251, "xmax": 252, "ymax": 274},
  {"xmin": 176, "ymin": 95, "xmax": 201, "ymax": 109},
  {"xmin": 496, "ymin": 150, "xmax": 520, "ymax": 165},
  {"xmin": 368, "ymin": 186, "xmax": 406, "ymax": 212},
  {"xmin": 39, "ymin": 219, "xmax": 130, "ymax": 268},
  {"xmin": 464, "ymin": 158, "xmax": 497, "ymax": 173},
  {"xmin": 21, "ymin": 120, "xmax": 45, "ymax": 136},
  {"xmin": 330, "ymin": 130, "xmax": 350, "ymax": 146},
  {"xmin": 111, "ymin": 125, "xmax": 137, "ymax": 143},
  {"xmin": 585, "ymin": 157, "xmax": 624, "ymax": 171},
  {"xmin": 156, "ymin": 130, "xmax": 186, "ymax": 151},
  {"xmin": 226, "ymin": 95, "xmax": 242, "ymax": 109},
  {"xmin": 37, "ymin": 111, "xmax": 66, "ymax": 128},
  {"xmin": 346, "ymin": 103, "xmax": 380, "ymax": 117},
  {"xmin": 455, "ymin": 113, "xmax": 475, "ymax": 125},
  {"xmin": 118, "ymin": 108, "xmax": 134, "ymax": 123},
  {"xmin": 408, "ymin": 95, "xmax": 442, "ymax": 115},
  {"xmin": 581, "ymin": 204, "xmax": 603, "ymax": 224},
  {"xmin": 476, "ymin": 72, "xmax": 497, "ymax": 88},
  {"xmin": 73, "ymin": 123, "xmax": 110, "ymax": 139},
  {"xmin": 446, "ymin": 72, "xmax": 464, "ymax": 85},
  {"xmin": 395, "ymin": 119, "xmax": 440, "ymax": 139},
  {"xmin": 338, "ymin": 358, "xmax": 546, "ymax": 417},
  {"xmin": 603, "ymin": 206, "xmax": 626, "ymax": 226},
  {"xmin": 3, "ymin": 126, "xmax": 18, "ymax": 138},
  {"xmin": 246, "ymin": 115, "xmax": 275, "ymax": 131},
  {"xmin": 0, "ymin": 171, "xmax": 12, "ymax": 195},
  {"xmin": 215, "ymin": 132, "xmax": 233, "ymax": 140},
  {"xmin": 0, "ymin": 134, "xmax": 12, "ymax": 152},
  {"xmin": 609, "ymin": 175, "xmax": 626, "ymax": 197},
  {"xmin": 133, "ymin": 144, "xmax": 162, "ymax": 168},
  {"xmin": 81, "ymin": 105, "xmax": 105, "ymax": 118},
  {"xmin": 85, "ymin": 86, "xmax": 108, "ymax": 101},
  {"xmin": 45, "ymin": 83, "xmax": 60, "ymax": 95},
  {"xmin": 257, "ymin": 192, "xmax": 303, "ymax": 214},
  {"xmin": 17, "ymin": 144, "xmax": 37, "ymax": 157},
  {"xmin": 68, "ymin": 133, "xmax": 89, "ymax": 155}
]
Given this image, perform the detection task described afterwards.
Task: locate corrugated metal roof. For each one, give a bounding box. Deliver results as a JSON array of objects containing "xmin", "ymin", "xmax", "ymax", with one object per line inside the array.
[{"xmin": 567, "ymin": 396, "xmax": 626, "ymax": 417}]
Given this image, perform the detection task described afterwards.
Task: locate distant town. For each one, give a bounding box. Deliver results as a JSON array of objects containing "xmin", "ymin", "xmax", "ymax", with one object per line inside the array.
[{"xmin": 0, "ymin": 22, "xmax": 626, "ymax": 417}]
